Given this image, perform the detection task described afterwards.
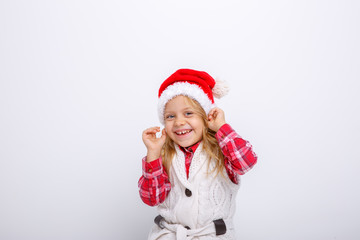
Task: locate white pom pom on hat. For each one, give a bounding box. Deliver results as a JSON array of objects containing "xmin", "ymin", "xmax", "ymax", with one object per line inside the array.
[
  {"xmin": 212, "ymin": 78, "xmax": 230, "ymax": 99},
  {"xmin": 157, "ymin": 69, "xmax": 229, "ymax": 124}
]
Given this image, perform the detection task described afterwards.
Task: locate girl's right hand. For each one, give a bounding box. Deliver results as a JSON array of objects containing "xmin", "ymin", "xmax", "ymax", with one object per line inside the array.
[{"xmin": 142, "ymin": 127, "xmax": 167, "ymax": 162}]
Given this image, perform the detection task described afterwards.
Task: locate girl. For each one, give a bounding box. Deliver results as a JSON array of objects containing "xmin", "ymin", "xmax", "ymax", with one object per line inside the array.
[{"xmin": 138, "ymin": 69, "xmax": 257, "ymax": 240}]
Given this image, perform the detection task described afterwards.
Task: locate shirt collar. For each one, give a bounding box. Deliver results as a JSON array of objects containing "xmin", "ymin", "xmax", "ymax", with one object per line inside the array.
[{"xmin": 179, "ymin": 141, "xmax": 201, "ymax": 154}]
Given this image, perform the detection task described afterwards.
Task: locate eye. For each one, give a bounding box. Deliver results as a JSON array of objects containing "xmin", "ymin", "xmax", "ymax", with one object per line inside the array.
[
  {"xmin": 165, "ymin": 114, "xmax": 174, "ymax": 120},
  {"xmin": 185, "ymin": 112, "xmax": 193, "ymax": 116}
]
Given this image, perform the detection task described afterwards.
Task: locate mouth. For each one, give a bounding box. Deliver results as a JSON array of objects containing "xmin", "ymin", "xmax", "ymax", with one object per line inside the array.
[{"xmin": 175, "ymin": 129, "xmax": 192, "ymax": 135}]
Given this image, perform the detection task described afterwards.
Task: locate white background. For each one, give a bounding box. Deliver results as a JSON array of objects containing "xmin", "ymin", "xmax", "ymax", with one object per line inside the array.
[{"xmin": 1, "ymin": 0, "xmax": 359, "ymax": 239}]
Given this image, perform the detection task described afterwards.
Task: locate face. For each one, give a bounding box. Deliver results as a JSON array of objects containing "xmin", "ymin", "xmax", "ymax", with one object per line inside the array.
[{"xmin": 164, "ymin": 95, "xmax": 205, "ymax": 148}]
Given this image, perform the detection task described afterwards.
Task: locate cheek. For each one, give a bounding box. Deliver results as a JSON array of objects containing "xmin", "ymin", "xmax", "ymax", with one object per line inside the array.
[
  {"xmin": 192, "ymin": 119, "xmax": 205, "ymax": 132},
  {"xmin": 164, "ymin": 123, "xmax": 172, "ymax": 133}
]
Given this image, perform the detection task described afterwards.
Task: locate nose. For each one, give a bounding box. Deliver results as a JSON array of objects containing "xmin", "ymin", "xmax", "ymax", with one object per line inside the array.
[{"xmin": 174, "ymin": 116, "xmax": 185, "ymax": 126}]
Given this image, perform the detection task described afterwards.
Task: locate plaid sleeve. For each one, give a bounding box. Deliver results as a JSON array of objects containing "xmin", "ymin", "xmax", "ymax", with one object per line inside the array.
[
  {"xmin": 216, "ymin": 124, "xmax": 258, "ymax": 176},
  {"xmin": 138, "ymin": 157, "xmax": 171, "ymax": 206}
]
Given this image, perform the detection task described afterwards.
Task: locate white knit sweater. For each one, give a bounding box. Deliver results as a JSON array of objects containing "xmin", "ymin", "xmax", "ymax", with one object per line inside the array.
[{"xmin": 148, "ymin": 143, "xmax": 240, "ymax": 240}]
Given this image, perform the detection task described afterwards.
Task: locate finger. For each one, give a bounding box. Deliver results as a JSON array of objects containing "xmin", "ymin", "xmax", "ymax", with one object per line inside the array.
[
  {"xmin": 208, "ymin": 113, "xmax": 215, "ymax": 121},
  {"xmin": 148, "ymin": 126, "xmax": 160, "ymax": 131},
  {"xmin": 160, "ymin": 128, "xmax": 167, "ymax": 140},
  {"xmin": 210, "ymin": 111, "xmax": 218, "ymax": 120},
  {"xmin": 207, "ymin": 110, "xmax": 214, "ymax": 120},
  {"xmin": 213, "ymin": 111, "xmax": 218, "ymax": 118},
  {"xmin": 209, "ymin": 108, "xmax": 219, "ymax": 117},
  {"xmin": 208, "ymin": 108, "xmax": 216, "ymax": 116},
  {"xmin": 143, "ymin": 129, "xmax": 160, "ymax": 140},
  {"xmin": 143, "ymin": 127, "xmax": 160, "ymax": 134}
]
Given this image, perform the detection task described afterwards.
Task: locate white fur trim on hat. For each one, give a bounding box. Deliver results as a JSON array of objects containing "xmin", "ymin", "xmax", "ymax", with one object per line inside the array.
[{"xmin": 158, "ymin": 82, "xmax": 216, "ymax": 125}]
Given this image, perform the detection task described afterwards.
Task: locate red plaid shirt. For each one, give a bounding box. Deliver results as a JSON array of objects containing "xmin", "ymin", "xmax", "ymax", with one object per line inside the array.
[{"xmin": 138, "ymin": 124, "xmax": 257, "ymax": 206}]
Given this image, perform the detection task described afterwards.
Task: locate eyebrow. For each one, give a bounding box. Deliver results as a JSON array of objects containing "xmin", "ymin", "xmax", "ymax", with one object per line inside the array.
[{"xmin": 164, "ymin": 107, "xmax": 194, "ymax": 114}]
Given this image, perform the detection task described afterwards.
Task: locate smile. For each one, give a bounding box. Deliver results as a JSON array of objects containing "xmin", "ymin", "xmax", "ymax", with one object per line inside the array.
[{"xmin": 175, "ymin": 130, "xmax": 192, "ymax": 135}]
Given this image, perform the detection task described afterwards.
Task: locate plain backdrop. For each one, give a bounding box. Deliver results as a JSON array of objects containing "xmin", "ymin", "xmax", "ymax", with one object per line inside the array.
[{"xmin": 1, "ymin": 0, "xmax": 359, "ymax": 239}]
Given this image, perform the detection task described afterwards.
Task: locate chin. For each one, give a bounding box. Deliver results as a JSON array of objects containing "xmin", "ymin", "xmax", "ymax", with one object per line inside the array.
[
  {"xmin": 178, "ymin": 140, "xmax": 197, "ymax": 148},
  {"xmin": 174, "ymin": 141, "xmax": 189, "ymax": 148}
]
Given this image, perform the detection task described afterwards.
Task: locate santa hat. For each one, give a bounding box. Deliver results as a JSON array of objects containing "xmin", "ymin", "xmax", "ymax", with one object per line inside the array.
[{"xmin": 158, "ymin": 69, "xmax": 229, "ymax": 124}]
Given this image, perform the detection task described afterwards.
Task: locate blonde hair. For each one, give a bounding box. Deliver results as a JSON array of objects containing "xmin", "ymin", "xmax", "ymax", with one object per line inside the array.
[{"xmin": 161, "ymin": 96, "xmax": 225, "ymax": 177}]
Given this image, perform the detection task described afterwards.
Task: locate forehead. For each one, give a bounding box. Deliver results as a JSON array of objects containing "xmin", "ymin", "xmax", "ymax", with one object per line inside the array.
[{"xmin": 165, "ymin": 95, "xmax": 194, "ymax": 111}]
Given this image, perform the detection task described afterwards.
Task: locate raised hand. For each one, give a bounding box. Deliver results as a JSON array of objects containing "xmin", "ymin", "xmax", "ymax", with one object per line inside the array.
[
  {"xmin": 142, "ymin": 127, "xmax": 167, "ymax": 162},
  {"xmin": 207, "ymin": 107, "xmax": 226, "ymax": 132}
]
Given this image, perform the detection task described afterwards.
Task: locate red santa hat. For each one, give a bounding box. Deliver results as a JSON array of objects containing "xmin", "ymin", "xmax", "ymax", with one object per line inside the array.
[{"xmin": 158, "ymin": 69, "xmax": 229, "ymax": 124}]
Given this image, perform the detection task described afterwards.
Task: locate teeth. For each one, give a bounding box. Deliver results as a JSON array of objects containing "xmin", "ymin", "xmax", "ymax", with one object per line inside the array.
[{"xmin": 176, "ymin": 130, "xmax": 191, "ymax": 135}]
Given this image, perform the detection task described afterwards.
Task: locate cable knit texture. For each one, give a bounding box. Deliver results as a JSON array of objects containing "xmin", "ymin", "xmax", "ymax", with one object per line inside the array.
[{"xmin": 148, "ymin": 143, "xmax": 240, "ymax": 240}]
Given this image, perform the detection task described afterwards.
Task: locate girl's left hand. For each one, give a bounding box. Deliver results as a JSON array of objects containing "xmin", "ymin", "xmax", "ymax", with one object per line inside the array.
[{"xmin": 207, "ymin": 107, "xmax": 226, "ymax": 132}]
